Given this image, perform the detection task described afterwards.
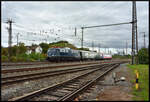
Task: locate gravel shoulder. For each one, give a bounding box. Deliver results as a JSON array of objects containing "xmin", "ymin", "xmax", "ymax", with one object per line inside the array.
[{"xmin": 96, "ymin": 63, "xmax": 134, "ymax": 101}]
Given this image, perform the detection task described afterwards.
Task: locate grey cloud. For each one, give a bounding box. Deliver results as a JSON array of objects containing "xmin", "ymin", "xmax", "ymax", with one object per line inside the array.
[{"xmin": 1, "ymin": 1, "xmax": 149, "ymax": 51}]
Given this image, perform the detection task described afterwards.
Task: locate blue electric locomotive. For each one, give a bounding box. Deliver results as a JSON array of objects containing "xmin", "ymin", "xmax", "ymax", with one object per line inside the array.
[
  {"xmin": 47, "ymin": 47, "xmax": 112, "ymax": 62},
  {"xmin": 47, "ymin": 47, "xmax": 81, "ymax": 61}
]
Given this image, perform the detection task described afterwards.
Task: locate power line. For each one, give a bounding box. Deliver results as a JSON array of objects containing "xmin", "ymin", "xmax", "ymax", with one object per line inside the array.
[
  {"xmin": 81, "ymin": 21, "xmax": 132, "ymax": 50},
  {"xmin": 82, "ymin": 22, "xmax": 132, "ymax": 29}
]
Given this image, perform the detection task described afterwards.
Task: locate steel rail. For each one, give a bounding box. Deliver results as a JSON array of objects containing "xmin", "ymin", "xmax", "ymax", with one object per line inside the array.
[
  {"xmin": 58, "ymin": 64, "xmax": 120, "ymax": 101},
  {"xmin": 8, "ymin": 63, "xmax": 116, "ymax": 101},
  {"xmin": 2, "ymin": 62, "xmax": 104, "ymax": 74},
  {"xmin": 2, "ymin": 61, "xmax": 102, "ymax": 66},
  {"xmin": 2, "ymin": 64, "xmax": 106, "ymax": 86},
  {"xmin": 2, "ymin": 62, "xmax": 51, "ymax": 66}
]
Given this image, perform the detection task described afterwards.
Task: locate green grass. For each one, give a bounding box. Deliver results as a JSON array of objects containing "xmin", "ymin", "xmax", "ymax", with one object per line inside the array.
[{"xmin": 127, "ymin": 64, "xmax": 149, "ymax": 101}]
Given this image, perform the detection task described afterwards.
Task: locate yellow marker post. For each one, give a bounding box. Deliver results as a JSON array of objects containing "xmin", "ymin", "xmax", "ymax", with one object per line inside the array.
[{"xmin": 135, "ymin": 71, "xmax": 139, "ymax": 90}]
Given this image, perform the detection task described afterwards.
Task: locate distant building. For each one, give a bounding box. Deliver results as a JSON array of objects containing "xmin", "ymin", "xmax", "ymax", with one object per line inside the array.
[
  {"xmin": 35, "ymin": 46, "xmax": 42, "ymax": 53},
  {"xmin": 26, "ymin": 46, "xmax": 42, "ymax": 54}
]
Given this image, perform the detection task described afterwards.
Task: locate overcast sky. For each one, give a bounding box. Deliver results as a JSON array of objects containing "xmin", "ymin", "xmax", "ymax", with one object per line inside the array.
[{"xmin": 1, "ymin": 1, "xmax": 149, "ymax": 54}]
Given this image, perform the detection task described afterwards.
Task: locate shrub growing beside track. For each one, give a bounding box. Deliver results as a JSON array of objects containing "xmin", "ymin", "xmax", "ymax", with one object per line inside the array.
[
  {"xmin": 2, "ymin": 55, "xmax": 9, "ymax": 62},
  {"xmin": 138, "ymin": 48, "xmax": 149, "ymax": 64}
]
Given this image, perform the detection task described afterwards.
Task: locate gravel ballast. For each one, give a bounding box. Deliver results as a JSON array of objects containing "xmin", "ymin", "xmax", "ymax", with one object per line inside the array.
[{"xmin": 1, "ymin": 68, "xmax": 95, "ymax": 101}]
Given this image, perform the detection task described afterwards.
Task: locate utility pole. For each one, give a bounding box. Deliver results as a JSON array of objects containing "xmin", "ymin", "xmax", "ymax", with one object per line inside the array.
[
  {"xmin": 16, "ymin": 33, "xmax": 20, "ymax": 57},
  {"xmin": 135, "ymin": 2, "xmax": 139, "ymax": 64},
  {"xmin": 135, "ymin": 2, "xmax": 138, "ymax": 54},
  {"xmin": 81, "ymin": 27, "xmax": 84, "ymax": 49},
  {"xmin": 92, "ymin": 41, "xmax": 94, "ymax": 51},
  {"xmin": 123, "ymin": 49, "xmax": 125, "ymax": 55},
  {"xmin": 131, "ymin": 1, "xmax": 138, "ymax": 64},
  {"xmin": 74, "ymin": 27, "xmax": 77, "ymax": 36},
  {"xmin": 17, "ymin": 33, "xmax": 19, "ymax": 46},
  {"xmin": 5, "ymin": 18, "xmax": 14, "ymax": 61},
  {"xmin": 126, "ymin": 40, "xmax": 128, "ymax": 55},
  {"xmin": 99, "ymin": 43, "xmax": 101, "ymax": 53},
  {"xmin": 141, "ymin": 32, "xmax": 146, "ymax": 48}
]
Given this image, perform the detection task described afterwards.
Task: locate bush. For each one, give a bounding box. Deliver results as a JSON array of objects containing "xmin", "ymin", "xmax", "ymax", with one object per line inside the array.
[
  {"xmin": 2, "ymin": 53, "xmax": 46, "ymax": 62},
  {"xmin": 17, "ymin": 57, "xmax": 25, "ymax": 62},
  {"xmin": 30, "ymin": 58, "xmax": 36, "ymax": 62},
  {"xmin": 10, "ymin": 56, "xmax": 17, "ymax": 62},
  {"xmin": 16, "ymin": 53, "xmax": 29, "ymax": 62},
  {"xmin": 2, "ymin": 55, "xmax": 9, "ymax": 62},
  {"xmin": 138, "ymin": 48, "xmax": 149, "ymax": 64},
  {"xmin": 29, "ymin": 53, "xmax": 39, "ymax": 60},
  {"xmin": 1, "ymin": 48, "xmax": 8, "ymax": 56}
]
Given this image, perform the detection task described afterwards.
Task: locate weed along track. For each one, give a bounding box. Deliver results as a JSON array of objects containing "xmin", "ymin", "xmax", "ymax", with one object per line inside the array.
[
  {"xmin": 9, "ymin": 63, "xmax": 120, "ymax": 101},
  {"xmin": 1, "ymin": 64, "xmax": 106, "ymax": 86}
]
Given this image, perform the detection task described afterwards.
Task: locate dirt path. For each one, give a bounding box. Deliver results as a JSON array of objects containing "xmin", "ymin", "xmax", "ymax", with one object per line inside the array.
[{"xmin": 96, "ymin": 63, "xmax": 134, "ymax": 101}]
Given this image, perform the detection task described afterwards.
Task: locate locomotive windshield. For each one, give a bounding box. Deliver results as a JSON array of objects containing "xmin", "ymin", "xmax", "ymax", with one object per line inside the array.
[{"xmin": 47, "ymin": 48, "xmax": 60, "ymax": 56}]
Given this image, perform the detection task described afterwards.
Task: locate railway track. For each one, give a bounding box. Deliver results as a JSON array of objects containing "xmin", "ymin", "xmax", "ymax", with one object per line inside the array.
[
  {"xmin": 9, "ymin": 63, "xmax": 120, "ymax": 101},
  {"xmin": 2, "ymin": 61, "xmax": 50, "ymax": 66},
  {"xmin": 1, "ymin": 61, "xmax": 107, "ymax": 74},
  {"xmin": 2, "ymin": 61, "xmax": 102, "ymax": 66},
  {"xmin": 2, "ymin": 61, "xmax": 128, "ymax": 74},
  {"xmin": 1, "ymin": 64, "xmax": 106, "ymax": 86}
]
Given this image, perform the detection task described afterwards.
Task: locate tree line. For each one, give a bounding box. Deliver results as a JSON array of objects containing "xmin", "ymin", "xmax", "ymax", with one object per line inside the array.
[{"xmin": 1, "ymin": 41, "xmax": 148, "ymax": 64}]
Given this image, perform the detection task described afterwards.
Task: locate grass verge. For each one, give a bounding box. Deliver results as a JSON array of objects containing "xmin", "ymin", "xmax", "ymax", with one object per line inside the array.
[{"xmin": 127, "ymin": 64, "xmax": 149, "ymax": 101}]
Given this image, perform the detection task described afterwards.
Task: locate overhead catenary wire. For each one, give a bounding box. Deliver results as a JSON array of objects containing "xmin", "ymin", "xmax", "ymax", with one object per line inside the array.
[{"xmin": 82, "ymin": 22, "xmax": 132, "ymax": 29}]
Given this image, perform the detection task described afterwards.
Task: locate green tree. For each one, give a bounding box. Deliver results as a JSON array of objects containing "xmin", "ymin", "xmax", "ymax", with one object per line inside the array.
[
  {"xmin": 31, "ymin": 43, "xmax": 38, "ymax": 47},
  {"xmin": 39, "ymin": 43, "xmax": 49, "ymax": 54},
  {"xmin": 57, "ymin": 40, "xmax": 68, "ymax": 44},
  {"xmin": 138, "ymin": 48, "xmax": 149, "ymax": 64},
  {"xmin": 11, "ymin": 45, "xmax": 18, "ymax": 56},
  {"xmin": 18, "ymin": 43, "xmax": 27, "ymax": 54},
  {"xmin": 1, "ymin": 47, "xmax": 8, "ymax": 56}
]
